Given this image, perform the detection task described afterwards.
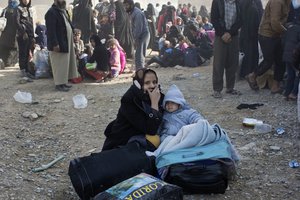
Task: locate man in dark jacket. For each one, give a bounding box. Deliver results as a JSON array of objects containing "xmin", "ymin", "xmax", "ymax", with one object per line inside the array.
[
  {"xmin": 16, "ymin": 0, "xmax": 34, "ymax": 79},
  {"xmin": 45, "ymin": 0, "xmax": 78, "ymax": 92},
  {"xmin": 211, "ymin": 0, "xmax": 242, "ymax": 98},
  {"xmin": 123, "ymin": 0, "xmax": 150, "ymax": 70}
]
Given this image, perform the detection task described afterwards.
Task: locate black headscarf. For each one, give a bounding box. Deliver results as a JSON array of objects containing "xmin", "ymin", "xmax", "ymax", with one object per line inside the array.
[
  {"xmin": 133, "ymin": 68, "xmax": 158, "ymax": 90},
  {"xmin": 90, "ymin": 34, "xmax": 102, "ymax": 47},
  {"xmin": 146, "ymin": 3, "xmax": 155, "ymax": 16}
]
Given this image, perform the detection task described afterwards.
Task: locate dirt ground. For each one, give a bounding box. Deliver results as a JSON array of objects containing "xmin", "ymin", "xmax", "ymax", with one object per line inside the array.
[{"xmin": 0, "ymin": 53, "xmax": 299, "ymax": 200}]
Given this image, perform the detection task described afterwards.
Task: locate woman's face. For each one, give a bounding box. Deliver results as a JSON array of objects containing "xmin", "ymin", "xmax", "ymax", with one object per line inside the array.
[{"xmin": 143, "ymin": 72, "xmax": 158, "ymax": 93}]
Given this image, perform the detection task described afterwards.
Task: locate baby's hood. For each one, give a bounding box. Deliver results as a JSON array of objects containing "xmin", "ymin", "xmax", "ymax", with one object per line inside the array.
[{"xmin": 163, "ymin": 84, "xmax": 187, "ymax": 109}]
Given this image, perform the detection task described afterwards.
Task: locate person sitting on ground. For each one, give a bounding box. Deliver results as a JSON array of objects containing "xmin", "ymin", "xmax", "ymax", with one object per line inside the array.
[
  {"xmin": 102, "ymin": 68, "xmax": 164, "ymax": 151},
  {"xmin": 107, "ymin": 38, "xmax": 121, "ymax": 78},
  {"xmin": 89, "ymin": 34, "xmax": 110, "ymax": 82},
  {"xmin": 175, "ymin": 17, "xmax": 185, "ymax": 34},
  {"xmin": 178, "ymin": 34, "xmax": 190, "ymax": 53},
  {"xmin": 202, "ymin": 17, "xmax": 214, "ymax": 31},
  {"xmin": 145, "ymin": 37, "xmax": 184, "ymax": 67},
  {"xmin": 158, "ymin": 84, "xmax": 204, "ymax": 142},
  {"xmin": 35, "ymin": 21, "xmax": 47, "ymax": 49}
]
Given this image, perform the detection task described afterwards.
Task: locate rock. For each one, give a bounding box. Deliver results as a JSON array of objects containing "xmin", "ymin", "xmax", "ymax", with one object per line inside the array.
[
  {"xmin": 239, "ymin": 142, "xmax": 256, "ymax": 151},
  {"xmin": 29, "ymin": 113, "xmax": 39, "ymax": 120},
  {"xmin": 87, "ymin": 95, "xmax": 94, "ymax": 100},
  {"xmin": 28, "ymin": 154, "xmax": 37, "ymax": 157},
  {"xmin": 36, "ymin": 111, "xmax": 46, "ymax": 117},
  {"xmin": 22, "ymin": 111, "xmax": 31, "ymax": 118},
  {"xmin": 270, "ymin": 146, "xmax": 281, "ymax": 151},
  {"xmin": 53, "ymin": 99, "xmax": 61, "ymax": 103},
  {"xmin": 111, "ymin": 98, "xmax": 116, "ymax": 102},
  {"xmin": 172, "ymin": 74, "xmax": 186, "ymax": 81},
  {"xmin": 93, "ymin": 114, "xmax": 99, "ymax": 118},
  {"xmin": 174, "ymin": 65, "xmax": 184, "ymax": 70}
]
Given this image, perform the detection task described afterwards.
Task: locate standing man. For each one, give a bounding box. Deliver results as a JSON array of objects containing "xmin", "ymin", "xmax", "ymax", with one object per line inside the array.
[
  {"xmin": 123, "ymin": 0, "xmax": 150, "ymax": 71},
  {"xmin": 16, "ymin": 0, "xmax": 34, "ymax": 79},
  {"xmin": 45, "ymin": 0, "xmax": 79, "ymax": 92},
  {"xmin": 246, "ymin": 0, "xmax": 291, "ymax": 93},
  {"xmin": 211, "ymin": 0, "xmax": 242, "ymax": 98}
]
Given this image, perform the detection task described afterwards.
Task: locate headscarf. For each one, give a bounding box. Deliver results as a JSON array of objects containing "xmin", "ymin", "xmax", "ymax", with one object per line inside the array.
[
  {"xmin": 90, "ymin": 34, "xmax": 102, "ymax": 47},
  {"xmin": 133, "ymin": 68, "xmax": 158, "ymax": 90}
]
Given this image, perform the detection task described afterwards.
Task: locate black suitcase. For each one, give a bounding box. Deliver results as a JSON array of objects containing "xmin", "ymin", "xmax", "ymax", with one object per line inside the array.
[
  {"xmin": 164, "ymin": 159, "xmax": 232, "ymax": 194},
  {"xmin": 68, "ymin": 142, "xmax": 156, "ymax": 200}
]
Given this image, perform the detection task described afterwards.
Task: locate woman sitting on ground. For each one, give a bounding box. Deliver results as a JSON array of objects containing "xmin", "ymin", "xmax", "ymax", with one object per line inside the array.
[
  {"xmin": 102, "ymin": 68, "xmax": 164, "ymax": 151},
  {"xmin": 89, "ymin": 34, "xmax": 110, "ymax": 82}
]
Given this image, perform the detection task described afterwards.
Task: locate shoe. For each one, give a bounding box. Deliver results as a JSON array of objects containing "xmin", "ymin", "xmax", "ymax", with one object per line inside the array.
[
  {"xmin": 26, "ymin": 72, "xmax": 36, "ymax": 79},
  {"xmin": 212, "ymin": 91, "xmax": 222, "ymax": 98},
  {"xmin": 55, "ymin": 85, "xmax": 69, "ymax": 92},
  {"xmin": 63, "ymin": 84, "xmax": 72, "ymax": 88},
  {"xmin": 245, "ymin": 73, "xmax": 259, "ymax": 90},
  {"xmin": 226, "ymin": 89, "xmax": 242, "ymax": 95}
]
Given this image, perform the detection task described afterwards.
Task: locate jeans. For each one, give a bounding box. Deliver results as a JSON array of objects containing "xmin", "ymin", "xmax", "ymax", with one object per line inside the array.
[
  {"xmin": 284, "ymin": 62, "xmax": 299, "ymax": 96},
  {"xmin": 256, "ymin": 35, "xmax": 285, "ymax": 81},
  {"xmin": 135, "ymin": 32, "xmax": 150, "ymax": 70}
]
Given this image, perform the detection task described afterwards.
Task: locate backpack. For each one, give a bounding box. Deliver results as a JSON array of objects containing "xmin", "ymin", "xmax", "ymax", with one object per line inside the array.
[
  {"xmin": 163, "ymin": 48, "xmax": 184, "ymax": 67},
  {"xmin": 184, "ymin": 47, "xmax": 199, "ymax": 67},
  {"xmin": 156, "ymin": 140, "xmax": 235, "ymax": 194}
]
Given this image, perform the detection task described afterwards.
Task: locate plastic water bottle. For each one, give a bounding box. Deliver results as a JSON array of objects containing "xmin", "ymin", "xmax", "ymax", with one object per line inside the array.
[{"xmin": 254, "ymin": 123, "xmax": 272, "ymax": 133}]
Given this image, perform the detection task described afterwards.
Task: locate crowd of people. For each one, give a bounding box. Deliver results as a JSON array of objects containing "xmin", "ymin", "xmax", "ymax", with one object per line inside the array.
[{"xmin": 0, "ymin": 0, "xmax": 299, "ymax": 104}]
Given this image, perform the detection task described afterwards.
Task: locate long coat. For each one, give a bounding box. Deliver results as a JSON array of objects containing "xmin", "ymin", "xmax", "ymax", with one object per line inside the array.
[
  {"xmin": 0, "ymin": 7, "xmax": 17, "ymax": 48},
  {"xmin": 102, "ymin": 85, "xmax": 164, "ymax": 151},
  {"xmin": 45, "ymin": 4, "xmax": 73, "ymax": 52}
]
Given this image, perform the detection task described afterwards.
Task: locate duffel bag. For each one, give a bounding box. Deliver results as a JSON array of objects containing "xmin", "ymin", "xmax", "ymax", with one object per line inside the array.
[
  {"xmin": 68, "ymin": 142, "xmax": 157, "ymax": 200},
  {"xmin": 164, "ymin": 159, "xmax": 233, "ymax": 194}
]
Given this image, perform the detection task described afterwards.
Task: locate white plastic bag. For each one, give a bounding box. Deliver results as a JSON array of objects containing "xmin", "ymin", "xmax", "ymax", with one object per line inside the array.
[
  {"xmin": 73, "ymin": 94, "xmax": 88, "ymax": 109},
  {"xmin": 13, "ymin": 91, "xmax": 32, "ymax": 104},
  {"xmin": 0, "ymin": 9, "xmax": 7, "ymax": 32},
  {"xmin": 34, "ymin": 49, "xmax": 50, "ymax": 78}
]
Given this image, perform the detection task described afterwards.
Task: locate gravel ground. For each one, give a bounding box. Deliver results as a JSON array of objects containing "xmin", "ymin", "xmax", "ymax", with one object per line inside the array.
[{"xmin": 0, "ymin": 56, "xmax": 299, "ymax": 200}]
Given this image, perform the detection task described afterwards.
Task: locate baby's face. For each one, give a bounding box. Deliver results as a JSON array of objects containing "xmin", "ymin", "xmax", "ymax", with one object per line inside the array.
[{"xmin": 166, "ymin": 101, "xmax": 180, "ymax": 113}]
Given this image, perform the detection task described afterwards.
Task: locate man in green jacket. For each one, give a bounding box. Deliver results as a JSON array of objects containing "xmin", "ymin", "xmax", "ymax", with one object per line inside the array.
[{"xmin": 246, "ymin": 0, "xmax": 291, "ymax": 93}]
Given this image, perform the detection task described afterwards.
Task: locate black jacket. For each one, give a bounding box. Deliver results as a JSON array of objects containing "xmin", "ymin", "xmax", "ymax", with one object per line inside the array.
[
  {"xmin": 0, "ymin": 7, "xmax": 17, "ymax": 48},
  {"xmin": 45, "ymin": 4, "xmax": 73, "ymax": 52},
  {"xmin": 16, "ymin": 5, "xmax": 34, "ymax": 38},
  {"xmin": 211, "ymin": 0, "xmax": 242, "ymax": 37},
  {"xmin": 102, "ymin": 85, "xmax": 164, "ymax": 151},
  {"xmin": 89, "ymin": 44, "xmax": 110, "ymax": 71}
]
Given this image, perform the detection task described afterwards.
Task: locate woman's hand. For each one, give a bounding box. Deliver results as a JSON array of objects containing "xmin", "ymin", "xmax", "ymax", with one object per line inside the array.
[{"xmin": 147, "ymin": 86, "xmax": 161, "ymax": 111}]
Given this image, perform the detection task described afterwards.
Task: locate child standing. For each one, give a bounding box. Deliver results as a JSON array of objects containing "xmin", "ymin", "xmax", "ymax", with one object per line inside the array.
[
  {"xmin": 159, "ymin": 84, "xmax": 204, "ymax": 141},
  {"xmin": 107, "ymin": 38, "xmax": 121, "ymax": 78}
]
